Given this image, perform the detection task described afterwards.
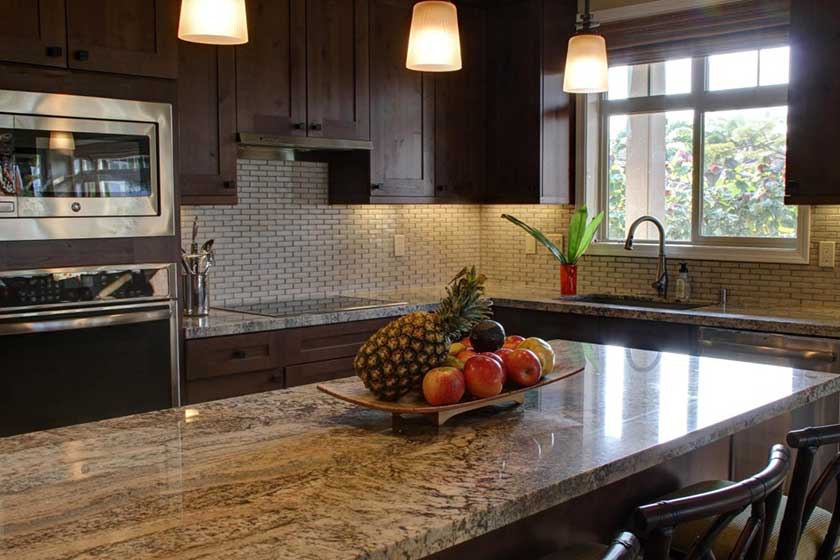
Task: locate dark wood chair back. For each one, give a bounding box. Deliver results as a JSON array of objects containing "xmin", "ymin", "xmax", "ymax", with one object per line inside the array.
[
  {"xmin": 775, "ymin": 424, "xmax": 840, "ymax": 560},
  {"xmin": 633, "ymin": 445, "xmax": 790, "ymax": 560}
]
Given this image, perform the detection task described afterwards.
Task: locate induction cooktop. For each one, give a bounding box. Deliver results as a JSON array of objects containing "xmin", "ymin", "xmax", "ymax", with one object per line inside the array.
[{"xmin": 220, "ymin": 295, "xmax": 408, "ymax": 318}]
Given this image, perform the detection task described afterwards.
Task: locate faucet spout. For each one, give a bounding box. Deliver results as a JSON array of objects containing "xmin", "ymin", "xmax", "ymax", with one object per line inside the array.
[{"xmin": 624, "ymin": 216, "xmax": 669, "ymax": 299}]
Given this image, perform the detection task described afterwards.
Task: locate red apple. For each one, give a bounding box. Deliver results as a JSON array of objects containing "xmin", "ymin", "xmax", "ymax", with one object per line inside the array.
[
  {"xmin": 460, "ymin": 336, "xmax": 474, "ymax": 349},
  {"xmin": 503, "ymin": 335, "xmax": 526, "ymax": 349},
  {"xmin": 422, "ymin": 367, "xmax": 466, "ymax": 406},
  {"xmin": 504, "ymin": 348, "xmax": 542, "ymax": 387},
  {"xmin": 463, "ymin": 356, "xmax": 505, "ymax": 398},
  {"xmin": 478, "ymin": 352, "xmax": 507, "ymax": 383},
  {"xmin": 456, "ymin": 349, "xmax": 477, "ymax": 363}
]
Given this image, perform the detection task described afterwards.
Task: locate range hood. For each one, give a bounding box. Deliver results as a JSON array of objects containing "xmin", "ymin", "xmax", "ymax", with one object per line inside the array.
[{"xmin": 237, "ymin": 132, "xmax": 372, "ymax": 152}]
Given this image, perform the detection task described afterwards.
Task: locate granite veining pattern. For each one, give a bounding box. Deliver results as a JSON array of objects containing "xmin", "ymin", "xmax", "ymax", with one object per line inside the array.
[
  {"xmin": 3, "ymin": 341, "xmax": 840, "ymax": 560},
  {"xmin": 184, "ymin": 284, "xmax": 840, "ymax": 340}
]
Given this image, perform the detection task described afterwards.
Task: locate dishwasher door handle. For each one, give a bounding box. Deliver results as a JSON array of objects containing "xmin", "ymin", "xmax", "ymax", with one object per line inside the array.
[{"xmin": 700, "ymin": 339, "xmax": 837, "ymax": 363}]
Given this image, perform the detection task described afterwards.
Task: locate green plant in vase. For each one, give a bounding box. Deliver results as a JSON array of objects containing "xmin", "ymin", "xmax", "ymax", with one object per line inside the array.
[{"xmin": 502, "ymin": 208, "xmax": 604, "ymax": 295}]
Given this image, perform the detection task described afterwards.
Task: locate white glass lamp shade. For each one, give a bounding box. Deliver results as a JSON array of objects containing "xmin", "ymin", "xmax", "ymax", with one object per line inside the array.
[
  {"xmin": 563, "ymin": 33, "xmax": 609, "ymax": 93},
  {"xmin": 406, "ymin": 1, "xmax": 462, "ymax": 72},
  {"xmin": 178, "ymin": 0, "xmax": 249, "ymax": 45},
  {"xmin": 49, "ymin": 131, "xmax": 75, "ymax": 151}
]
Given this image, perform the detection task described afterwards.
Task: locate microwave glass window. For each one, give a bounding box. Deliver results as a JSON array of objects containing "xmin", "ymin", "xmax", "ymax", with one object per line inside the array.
[
  {"xmin": 14, "ymin": 130, "xmax": 152, "ymax": 198},
  {"xmin": 0, "ymin": 130, "xmax": 19, "ymax": 196}
]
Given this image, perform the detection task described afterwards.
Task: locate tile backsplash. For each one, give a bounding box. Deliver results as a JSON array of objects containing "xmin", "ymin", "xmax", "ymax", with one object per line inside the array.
[
  {"xmin": 183, "ymin": 160, "xmax": 840, "ymax": 308},
  {"xmin": 181, "ymin": 160, "xmax": 480, "ymax": 307}
]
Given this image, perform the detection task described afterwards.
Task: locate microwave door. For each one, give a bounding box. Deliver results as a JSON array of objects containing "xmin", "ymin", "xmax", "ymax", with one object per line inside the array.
[{"xmin": 12, "ymin": 115, "xmax": 159, "ymax": 218}]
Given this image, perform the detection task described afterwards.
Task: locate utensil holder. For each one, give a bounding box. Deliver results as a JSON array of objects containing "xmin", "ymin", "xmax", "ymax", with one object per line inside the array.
[{"xmin": 183, "ymin": 271, "xmax": 210, "ymax": 317}]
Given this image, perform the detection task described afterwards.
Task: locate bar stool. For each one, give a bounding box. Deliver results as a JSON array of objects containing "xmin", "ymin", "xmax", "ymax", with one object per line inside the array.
[
  {"xmin": 543, "ymin": 444, "xmax": 790, "ymax": 559},
  {"xmin": 665, "ymin": 425, "xmax": 840, "ymax": 559}
]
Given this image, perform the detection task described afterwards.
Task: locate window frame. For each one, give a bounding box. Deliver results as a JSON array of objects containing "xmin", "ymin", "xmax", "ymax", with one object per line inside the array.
[{"xmin": 581, "ymin": 43, "xmax": 810, "ymax": 265}]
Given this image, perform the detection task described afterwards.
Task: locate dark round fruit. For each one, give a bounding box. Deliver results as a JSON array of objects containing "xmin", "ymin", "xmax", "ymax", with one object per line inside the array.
[{"xmin": 469, "ymin": 320, "xmax": 506, "ymax": 352}]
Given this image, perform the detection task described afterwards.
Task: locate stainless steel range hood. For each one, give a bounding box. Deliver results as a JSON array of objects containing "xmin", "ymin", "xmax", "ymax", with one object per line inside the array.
[{"xmin": 237, "ymin": 132, "xmax": 373, "ymax": 161}]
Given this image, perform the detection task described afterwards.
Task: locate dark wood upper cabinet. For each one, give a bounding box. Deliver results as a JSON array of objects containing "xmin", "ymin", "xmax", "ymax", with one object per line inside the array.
[
  {"xmin": 784, "ymin": 0, "xmax": 840, "ymax": 205},
  {"xmin": 306, "ymin": 0, "xmax": 370, "ymax": 141},
  {"xmin": 434, "ymin": 2, "xmax": 486, "ymax": 202},
  {"xmin": 235, "ymin": 0, "xmax": 306, "ymax": 137},
  {"xmin": 0, "ymin": 0, "xmax": 67, "ymax": 67},
  {"xmin": 65, "ymin": 0, "xmax": 178, "ymax": 79},
  {"xmin": 369, "ymin": 0, "xmax": 435, "ymax": 200},
  {"xmin": 178, "ymin": 42, "xmax": 238, "ymax": 205},
  {"xmin": 485, "ymin": 0, "xmax": 576, "ymax": 204}
]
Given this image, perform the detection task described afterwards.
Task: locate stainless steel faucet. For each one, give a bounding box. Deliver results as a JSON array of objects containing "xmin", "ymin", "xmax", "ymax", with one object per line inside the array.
[{"xmin": 624, "ymin": 216, "xmax": 668, "ymax": 299}]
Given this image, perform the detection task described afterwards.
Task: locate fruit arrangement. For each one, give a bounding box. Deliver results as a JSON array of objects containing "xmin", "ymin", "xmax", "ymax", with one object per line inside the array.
[
  {"xmin": 353, "ymin": 267, "xmax": 557, "ymax": 406},
  {"xmin": 421, "ymin": 320, "xmax": 556, "ymax": 406}
]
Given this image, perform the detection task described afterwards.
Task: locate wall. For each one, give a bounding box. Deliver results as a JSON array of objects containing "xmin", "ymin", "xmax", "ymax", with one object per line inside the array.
[
  {"xmin": 181, "ymin": 160, "xmax": 480, "ymax": 308},
  {"xmin": 481, "ymin": 204, "xmax": 840, "ymax": 307}
]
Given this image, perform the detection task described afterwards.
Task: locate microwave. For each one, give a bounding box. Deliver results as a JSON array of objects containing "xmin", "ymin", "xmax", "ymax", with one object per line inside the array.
[{"xmin": 0, "ymin": 90, "xmax": 175, "ymax": 240}]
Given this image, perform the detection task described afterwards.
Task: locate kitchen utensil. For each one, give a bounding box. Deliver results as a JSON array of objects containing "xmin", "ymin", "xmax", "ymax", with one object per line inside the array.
[{"xmin": 190, "ymin": 217, "xmax": 199, "ymax": 254}]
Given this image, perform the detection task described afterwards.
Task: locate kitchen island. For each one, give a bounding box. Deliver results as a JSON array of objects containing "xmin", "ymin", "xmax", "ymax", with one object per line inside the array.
[{"xmin": 2, "ymin": 341, "xmax": 840, "ymax": 560}]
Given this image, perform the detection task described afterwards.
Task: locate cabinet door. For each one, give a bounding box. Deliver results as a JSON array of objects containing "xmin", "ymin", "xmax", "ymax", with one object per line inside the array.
[
  {"xmin": 178, "ymin": 42, "xmax": 238, "ymax": 205},
  {"xmin": 235, "ymin": 0, "xmax": 307, "ymax": 137},
  {"xmin": 485, "ymin": 0, "xmax": 541, "ymax": 203},
  {"xmin": 0, "ymin": 0, "xmax": 66, "ymax": 67},
  {"xmin": 369, "ymin": 0, "xmax": 434, "ymax": 199},
  {"xmin": 434, "ymin": 3, "xmax": 486, "ymax": 202},
  {"xmin": 306, "ymin": 0, "xmax": 370, "ymax": 141},
  {"xmin": 784, "ymin": 0, "xmax": 840, "ymax": 205},
  {"xmin": 65, "ymin": 0, "xmax": 178, "ymax": 78}
]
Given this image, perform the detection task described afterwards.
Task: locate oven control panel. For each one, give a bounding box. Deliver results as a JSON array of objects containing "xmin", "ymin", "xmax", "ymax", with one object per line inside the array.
[{"xmin": 0, "ymin": 265, "xmax": 172, "ymax": 310}]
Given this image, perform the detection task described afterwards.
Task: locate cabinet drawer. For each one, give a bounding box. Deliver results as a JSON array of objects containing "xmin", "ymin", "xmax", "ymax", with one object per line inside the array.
[
  {"xmin": 185, "ymin": 368, "xmax": 285, "ymax": 404},
  {"xmin": 282, "ymin": 318, "xmax": 389, "ymax": 364},
  {"xmin": 285, "ymin": 357, "xmax": 355, "ymax": 388},
  {"xmin": 186, "ymin": 332, "xmax": 282, "ymax": 381}
]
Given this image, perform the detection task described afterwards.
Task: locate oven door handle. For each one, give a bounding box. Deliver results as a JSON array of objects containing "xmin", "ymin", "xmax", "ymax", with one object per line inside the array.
[{"xmin": 0, "ymin": 307, "xmax": 172, "ymax": 336}]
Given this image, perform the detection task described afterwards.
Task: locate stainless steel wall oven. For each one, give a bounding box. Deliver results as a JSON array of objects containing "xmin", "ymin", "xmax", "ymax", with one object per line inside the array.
[
  {"xmin": 0, "ymin": 90, "xmax": 175, "ymax": 240},
  {"xmin": 0, "ymin": 263, "xmax": 179, "ymax": 437}
]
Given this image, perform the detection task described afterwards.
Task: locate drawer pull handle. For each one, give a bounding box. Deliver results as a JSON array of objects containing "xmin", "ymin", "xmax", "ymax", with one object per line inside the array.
[
  {"xmin": 74, "ymin": 50, "xmax": 90, "ymax": 61},
  {"xmin": 232, "ymin": 350, "xmax": 247, "ymax": 360},
  {"xmin": 46, "ymin": 46, "xmax": 63, "ymax": 58}
]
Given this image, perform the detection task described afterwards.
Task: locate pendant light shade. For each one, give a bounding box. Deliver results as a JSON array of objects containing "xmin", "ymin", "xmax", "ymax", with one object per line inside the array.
[
  {"xmin": 563, "ymin": 0, "xmax": 609, "ymax": 94},
  {"xmin": 406, "ymin": 1, "xmax": 462, "ymax": 72},
  {"xmin": 563, "ymin": 33, "xmax": 609, "ymax": 93},
  {"xmin": 49, "ymin": 131, "xmax": 75, "ymax": 151},
  {"xmin": 178, "ymin": 0, "xmax": 249, "ymax": 46}
]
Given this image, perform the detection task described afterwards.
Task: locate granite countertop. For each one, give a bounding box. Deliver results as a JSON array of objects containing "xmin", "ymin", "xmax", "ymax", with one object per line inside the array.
[
  {"xmin": 184, "ymin": 284, "xmax": 840, "ymax": 339},
  {"xmin": 3, "ymin": 340, "xmax": 840, "ymax": 560}
]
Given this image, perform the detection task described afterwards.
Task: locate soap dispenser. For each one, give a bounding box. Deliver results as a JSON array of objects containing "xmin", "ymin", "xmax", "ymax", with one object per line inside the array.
[{"xmin": 675, "ymin": 262, "xmax": 691, "ymax": 302}]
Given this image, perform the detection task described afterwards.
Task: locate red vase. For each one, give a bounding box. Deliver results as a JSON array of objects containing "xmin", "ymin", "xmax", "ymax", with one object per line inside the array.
[{"xmin": 560, "ymin": 264, "xmax": 578, "ymax": 296}]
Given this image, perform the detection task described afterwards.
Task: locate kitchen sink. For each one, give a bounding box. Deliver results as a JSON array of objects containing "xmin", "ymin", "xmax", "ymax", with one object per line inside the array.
[{"xmin": 558, "ymin": 294, "xmax": 707, "ymax": 310}]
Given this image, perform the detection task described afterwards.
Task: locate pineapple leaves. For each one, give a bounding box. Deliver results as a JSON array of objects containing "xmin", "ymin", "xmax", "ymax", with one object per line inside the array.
[
  {"xmin": 501, "ymin": 209, "xmax": 604, "ymax": 265},
  {"xmin": 438, "ymin": 265, "xmax": 492, "ymax": 339},
  {"xmin": 501, "ymin": 214, "xmax": 568, "ymax": 264}
]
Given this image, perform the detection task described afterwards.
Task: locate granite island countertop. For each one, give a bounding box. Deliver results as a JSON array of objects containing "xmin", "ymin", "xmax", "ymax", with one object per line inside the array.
[
  {"xmin": 3, "ymin": 340, "xmax": 840, "ymax": 560},
  {"xmin": 184, "ymin": 284, "xmax": 840, "ymax": 339}
]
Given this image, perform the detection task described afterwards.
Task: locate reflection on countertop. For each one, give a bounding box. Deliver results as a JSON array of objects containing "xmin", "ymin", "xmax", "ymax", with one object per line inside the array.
[
  {"xmin": 184, "ymin": 283, "xmax": 840, "ymax": 339},
  {"xmin": 2, "ymin": 340, "xmax": 839, "ymax": 560}
]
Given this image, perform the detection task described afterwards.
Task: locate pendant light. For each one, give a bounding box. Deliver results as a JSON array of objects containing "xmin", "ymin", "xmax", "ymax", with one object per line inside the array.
[
  {"xmin": 563, "ymin": 0, "xmax": 609, "ymax": 94},
  {"xmin": 406, "ymin": 1, "xmax": 462, "ymax": 72},
  {"xmin": 178, "ymin": 0, "xmax": 249, "ymax": 45},
  {"xmin": 49, "ymin": 131, "xmax": 75, "ymax": 152}
]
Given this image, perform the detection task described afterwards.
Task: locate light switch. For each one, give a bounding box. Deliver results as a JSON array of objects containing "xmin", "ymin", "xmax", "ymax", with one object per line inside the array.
[
  {"xmin": 394, "ymin": 234, "xmax": 406, "ymax": 257},
  {"xmin": 819, "ymin": 241, "xmax": 836, "ymax": 268},
  {"xmin": 525, "ymin": 237, "xmax": 536, "ymax": 255}
]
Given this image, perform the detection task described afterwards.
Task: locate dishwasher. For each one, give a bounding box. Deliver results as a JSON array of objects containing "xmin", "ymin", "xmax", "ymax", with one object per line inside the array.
[{"xmin": 697, "ymin": 327, "xmax": 840, "ymax": 373}]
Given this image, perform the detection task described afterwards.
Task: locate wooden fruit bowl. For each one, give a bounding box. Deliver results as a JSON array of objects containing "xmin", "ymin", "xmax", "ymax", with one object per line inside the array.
[{"xmin": 317, "ymin": 353, "xmax": 585, "ymax": 430}]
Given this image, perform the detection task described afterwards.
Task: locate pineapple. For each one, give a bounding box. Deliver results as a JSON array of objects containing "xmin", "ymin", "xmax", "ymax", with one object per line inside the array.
[{"xmin": 354, "ymin": 267, "xmax": 492, "ymax": 401}]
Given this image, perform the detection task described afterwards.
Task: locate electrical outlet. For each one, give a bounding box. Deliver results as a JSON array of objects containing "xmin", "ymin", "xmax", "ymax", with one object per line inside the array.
[
  {"xmin": 819, "ymin": 241, "xmax": 836, "ymax": 268},
  {"xmin": 394, "ymin": 234, "xmax": 406, "ymax": 257},
  {"xmin": 525, "ymin": 237, "xmax": 536, "ymax": 255}
]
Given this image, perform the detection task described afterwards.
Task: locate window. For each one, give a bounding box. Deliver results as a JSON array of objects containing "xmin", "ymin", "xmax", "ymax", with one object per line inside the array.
[{"xmin": 584, "ymin": 45, "xmax": 809, "ymax": 263}]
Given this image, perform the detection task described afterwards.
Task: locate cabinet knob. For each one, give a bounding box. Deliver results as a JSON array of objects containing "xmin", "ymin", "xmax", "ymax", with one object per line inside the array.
[
  {"xmin": 46, "ymin": 46, "xmax": 63, "ymax": 58},
  {"xmin": 292, "ymin": 122, "xmax": 306, "ymax": 131},
  {"xmin": 223, "ymin": 180, "xmax": 236, "ymax": 190},
  {"xmin": 232, "ymin": 350, "xmax": 247, "ymax": 360},
  {"xmin": 436, "ymin": 185, "xmax": 447, "ymax": 192},
  {"xmin": 371, "ymin": 183, "xmax": 382, "ymax": 191},
  {"xmin": 309, "ymin": 123, "xmax": 323, "ymax": 131},
  {"xmin": 74, "ymin": 50, "xmax": 90, "ymax": 61}
]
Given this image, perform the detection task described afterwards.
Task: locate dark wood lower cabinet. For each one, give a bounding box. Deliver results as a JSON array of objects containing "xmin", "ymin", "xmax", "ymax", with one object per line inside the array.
[{"xmin": 184, "ymin": 318, "xmax": 390, "ymax": 404}]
